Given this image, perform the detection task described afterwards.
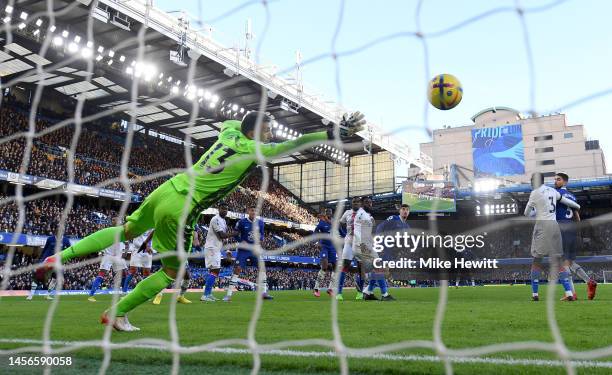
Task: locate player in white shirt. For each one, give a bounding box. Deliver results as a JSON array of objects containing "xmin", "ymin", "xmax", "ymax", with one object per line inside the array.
[
  {"xmin": 88, "ymin": 218, "xmax": 127, "ymax": 302},
  {"xmin": 524, "ymin": 173, "xmax": 581, "ymax": 301},
  {"xmin": 336, "ymin": 197, "xmax": 366, "ymax": 301},
  {"xmin": 352, "ymin": 196, "xmax": 381, "ymax": 301},
  {"xmin": 201, "ymin": 203, "xmax": 236, "ymax": 302},
  {"xmin": 122, "ymin": 230, "xmax": 154, "ymax": 294}
]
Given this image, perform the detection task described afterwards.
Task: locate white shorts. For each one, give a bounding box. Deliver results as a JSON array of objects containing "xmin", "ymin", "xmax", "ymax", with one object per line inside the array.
[
  {"xmin": 341, "ymin": 240, "xmax": 353, "ymax": 261},
  {"xmin": 531, "ymin": 221, "xmax": 562, "ymax": 258},
  {"xmin": 205, "ymin": 247, "xmax": 222, "ymax": 269},
  {"xmin": 100, "ymin": 255, "xmax": 127, "ymax": 272},
  {"xmin": 130, "ymin": 252, "xmax": 152, "ymax": 269},
  {"xmin": 353, "ymin": 243, "xmax": 378, "ymax": 272}
]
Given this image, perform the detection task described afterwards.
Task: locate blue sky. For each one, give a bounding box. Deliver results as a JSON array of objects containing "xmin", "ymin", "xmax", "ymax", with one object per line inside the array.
[{"xmin": 157, "ymin": 0, "xmax": 611, "ymax": 173}]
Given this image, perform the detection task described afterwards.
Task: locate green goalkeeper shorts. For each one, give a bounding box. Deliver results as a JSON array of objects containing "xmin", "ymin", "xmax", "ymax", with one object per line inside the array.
[{"xmin": 126, "ymin": 180, "xmax": 198, "ymax": 270}]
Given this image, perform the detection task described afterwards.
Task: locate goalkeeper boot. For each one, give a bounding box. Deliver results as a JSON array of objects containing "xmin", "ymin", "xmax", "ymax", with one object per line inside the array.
[
  {"xmin": 124, "ymin": 315, "xmax": 140, "ymax": 331},
  {"xmin": 587, "ymin": 279, "xmax": 598, "ymax": 300},
  {"xmin": 88, "ymin": 296, "xmax": 97, "ymax": 302},
  {"xmin": 152, "ymin": 293, "xmax": 163, "ymax": 305},
  {"xmin": 363, "ymin": 293, "xmax": 379, "ymax": 301},
  {"xmin": 380, "ymin": 294, "xmax": 396, "ymax": 302},
  {"xmin": 326, "ymin": 288, "xmax": 334, "ymax": 297},
  {"xmin": 26, "ymin": 294, "xmax": 33, "ymax": 301},
  {"xmin": 222, "ymin": 295, "xmax": 232, "ymax": 303},
  {"xmin": 177, "ymin": 295, "xmax": 192, "ymax": 304},
  {"xmin": 313, "ymin": 289, "xmax": 321, "ymax": 298},
  {"xmin": 41, "ymin": 256, "xmax": 57, "ymax": 272},
  {"xmin": 262, "ymin": 293, "xmax": 274, "ymax": 300},
  {"xmin": 101, "ymin": 311, "xmax": 138, "ymax": 332},
  {"xmin": 46, "ymin": 295, "xmax": 54, "ymax": 300},
  {"xmin": 355, "ymin": 292, "xmax": 364, "ymax": 300},
  {"xmin": 336, "ymin": 294, "xmax": 344, "ymax": 301}
]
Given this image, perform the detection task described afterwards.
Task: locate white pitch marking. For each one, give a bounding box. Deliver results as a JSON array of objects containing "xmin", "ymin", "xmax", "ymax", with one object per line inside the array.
[{"xmin": 1, "ymin": 338, "xmax": 611, "ymax": 369}]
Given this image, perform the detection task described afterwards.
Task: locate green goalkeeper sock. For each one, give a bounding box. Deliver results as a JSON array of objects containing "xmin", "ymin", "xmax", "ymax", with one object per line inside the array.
[
  {"xmin": 60, "ymin": 226, "xmax": 126, "ymax": 263},
  {"xmin": 116, "ymin": 270, "xmax": 173, "ymax": 316}
]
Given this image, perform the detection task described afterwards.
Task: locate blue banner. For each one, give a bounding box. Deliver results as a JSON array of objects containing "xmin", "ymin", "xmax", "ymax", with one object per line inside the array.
[
  {"xmin": 0, "ymin": 232, "xmax": 28, "ymax": 245},
  {"xmin": 0, "ymin": 169, "xmax": 140, "ymax": 203},
  {"xmin": 472, "ymin": 124, "xmax": 525, "ymax": 177}
]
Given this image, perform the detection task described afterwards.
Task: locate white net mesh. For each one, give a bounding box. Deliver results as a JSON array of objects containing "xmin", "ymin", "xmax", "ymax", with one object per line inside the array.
[{"xmin": 0, "ymin": 0, "xmax": 611, "ymax": 374}]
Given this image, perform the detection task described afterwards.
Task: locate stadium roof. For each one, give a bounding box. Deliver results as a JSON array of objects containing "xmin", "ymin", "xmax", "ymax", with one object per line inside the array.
[
  {"xmin": 1, "ymin": 0, "xmax": 425, "ymax": 169},
  {"xmin": 470, "ymin": 106, "xmax": 521, "ymax": 123}
]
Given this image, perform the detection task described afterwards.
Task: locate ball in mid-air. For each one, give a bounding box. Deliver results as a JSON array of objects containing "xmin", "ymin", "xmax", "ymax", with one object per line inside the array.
[{"xmin": 428, "ymin": 74, "xmax": 463, "ymax": 110}]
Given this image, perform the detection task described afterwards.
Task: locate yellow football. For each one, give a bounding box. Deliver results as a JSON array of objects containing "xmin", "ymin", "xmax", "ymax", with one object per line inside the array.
[{"xmin": 428, "ymin": 74, "xmax": 463, "ymax": 110}]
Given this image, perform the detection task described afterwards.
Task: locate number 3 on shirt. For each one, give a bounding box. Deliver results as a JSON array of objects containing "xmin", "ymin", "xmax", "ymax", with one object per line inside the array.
[{"xmin": 548, "ymin": 196, "xmax": 555, "ymax": 213}]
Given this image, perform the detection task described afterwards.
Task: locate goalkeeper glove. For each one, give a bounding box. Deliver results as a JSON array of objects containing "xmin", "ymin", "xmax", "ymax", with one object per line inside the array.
[{"xmin": 327, "ymin": 111, "xmax": 366, "ymax": 140}]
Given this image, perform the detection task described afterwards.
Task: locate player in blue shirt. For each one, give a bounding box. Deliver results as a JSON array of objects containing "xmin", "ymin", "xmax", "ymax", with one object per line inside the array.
[
  {"xmin": 377, "ymin": 204, "xmax": 411, "ymax": 233},
  {"xmin": 313, "ymin": 208, "xmax": 341, "ymax": 297},
  {"xmin": 554, "ymin": 172, "xmax": 597, "ymax": 300},
  {"xmin": 27, "ymin": 229, "xmax": 72, "ymax": 300},
  {"xmin": 224, "ymin": 205, "xmax": 273, "ymax": 301},
  {"xmin": 366, "ymin": 204, "xmax": 411, "ymax": 301}
]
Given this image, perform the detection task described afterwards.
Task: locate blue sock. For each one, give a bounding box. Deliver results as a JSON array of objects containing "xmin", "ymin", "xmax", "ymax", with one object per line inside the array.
[
  {"xmin": 338, "ymin": 271, "xmax": 346, "ymax": 294},
  {"xmin": 356, "ymin": 275, "xmax": 364, "ymax": 293},
  {"xmin": 367, "ymin": 279, "xmax": 376, "ymax": 293},
  {"xmin": 204, "ymin": 273, "xmax": 217, "ymax": 296},
  {"xmin": 559, "ymin": 269, "xmax": 573, "ymax": 294},
  {"xmin": 379, "ymin": 279, "xmax": 388, "ymax": 295},
  {"xmin": 122, "ymin": 273, "xmax": 134, "ymax": 293},
  {"xmin": 89, "ymin": 276, "xmax": 103, "ymax": 296},
  {"xmin": 530, "ymin": 269, "xmax": 541, "ymax": 295}
]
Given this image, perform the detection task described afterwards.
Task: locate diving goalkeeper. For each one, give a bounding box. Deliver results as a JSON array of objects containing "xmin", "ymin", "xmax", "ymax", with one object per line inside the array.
[{"xmin": 42, "ymin": 111, "xmax": 365, "ymax": 331}]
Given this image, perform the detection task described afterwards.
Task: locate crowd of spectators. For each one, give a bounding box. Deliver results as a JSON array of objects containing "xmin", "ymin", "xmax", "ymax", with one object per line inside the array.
[
  {"xmin": 0, "ymin": 100, "xmax": 317, "ymax": 223},
  {"xmin": 0, "ymin": 194, "xmax": 111, "ymax": 238}
]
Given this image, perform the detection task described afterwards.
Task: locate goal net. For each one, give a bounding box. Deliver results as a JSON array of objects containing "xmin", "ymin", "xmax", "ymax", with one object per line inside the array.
[{"xmin": 0, "ymin": 0, "xmax": 611, "ymax": 374}]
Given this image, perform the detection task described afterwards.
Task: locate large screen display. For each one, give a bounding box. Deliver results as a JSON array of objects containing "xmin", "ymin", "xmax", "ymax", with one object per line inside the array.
[
  {"xmin": 402, "ymin": 180, "xmax": 456, "ymax": 213},
  {"xmin": 472, "ymin": 124, "xmax": 525, "ymax": 177}
]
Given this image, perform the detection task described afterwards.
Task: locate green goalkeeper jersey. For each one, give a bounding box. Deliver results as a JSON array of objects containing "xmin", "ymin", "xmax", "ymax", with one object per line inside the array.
[{"xmin": 169, "ymin": 120, "xmax": 328, "ymax": 209}]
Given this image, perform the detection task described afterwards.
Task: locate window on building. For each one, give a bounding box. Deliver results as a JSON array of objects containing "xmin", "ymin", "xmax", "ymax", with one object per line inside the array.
[
  {"xmin": 536, "ymin": 160, "xmax": 555, "ymax": 166},
  {"xmin": 373, "ymin": 151, "xmax": 395, "ymax": 193},
  {"xmin": 301, "ymin": 161, "xmax": 325, "ymax": 203},
  {"xmin": 534, "ymin": 135, "xmax": 553, "ymax": 141},
  {"xmin": 349, "ymin": 154, "xmax": 373, "ymax": 197},
  {"xmin": 276, "ymin": 164, "xmax": 301, "ymax": 200},
  {"xmin": 585, "ymin": 140, "xmax": 600, "ymax": 150},
  {"xmin": 535, "ymin": 146, "xmax": 554, "ymax": 153},
  {"xmin": 564, "ymin": 132, "xmax": 573, "ymax": 139},
  {"xmin": 325, "ymin": 161, "xmax": 348, "ymax": 201}
]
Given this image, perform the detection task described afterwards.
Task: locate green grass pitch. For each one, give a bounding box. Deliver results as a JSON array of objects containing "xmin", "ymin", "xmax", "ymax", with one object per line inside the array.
[
  {"xmin": 402, "ymin": 194, "xmax": 456, "ymax": 212},
  {"xmin": 1, "ymin": 285, "xmax": 611, "ymax": 374}
]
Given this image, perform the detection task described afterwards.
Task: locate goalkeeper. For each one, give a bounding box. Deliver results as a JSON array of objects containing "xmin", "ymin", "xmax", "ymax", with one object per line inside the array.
[{"xmin": 43, "ymin": 111, "xmax": 365, "ymax": 331}]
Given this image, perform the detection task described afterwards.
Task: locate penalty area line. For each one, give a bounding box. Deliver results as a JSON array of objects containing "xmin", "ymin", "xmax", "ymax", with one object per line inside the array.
[{"xmin": 0, "ymin": 338, "xmax": 611, "ymax": 369}]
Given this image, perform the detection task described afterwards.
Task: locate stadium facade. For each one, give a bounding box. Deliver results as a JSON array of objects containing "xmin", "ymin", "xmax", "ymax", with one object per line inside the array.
[{"xmin": 420, "ymin": 107, "xmax": 607, "ymax": 187}]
